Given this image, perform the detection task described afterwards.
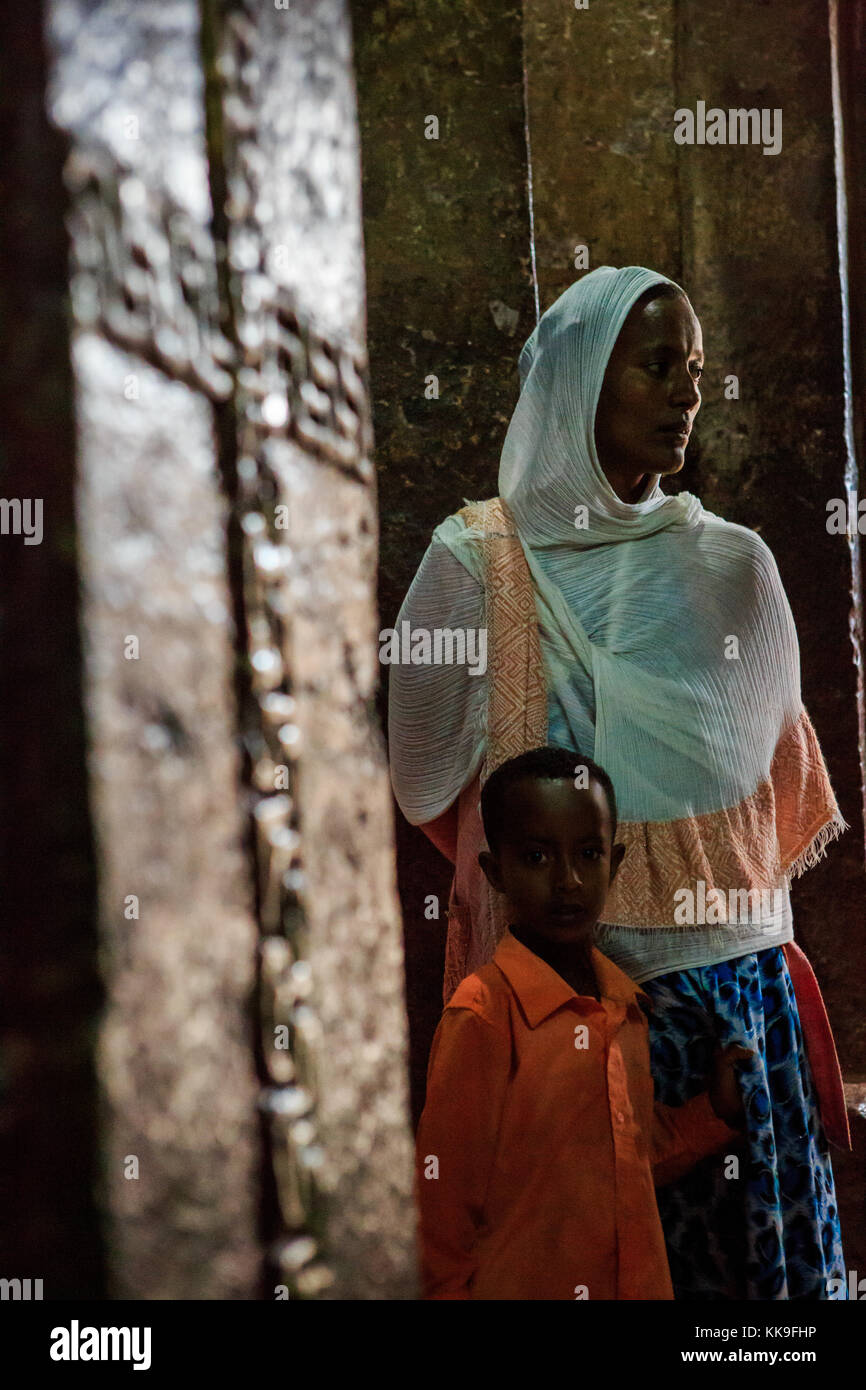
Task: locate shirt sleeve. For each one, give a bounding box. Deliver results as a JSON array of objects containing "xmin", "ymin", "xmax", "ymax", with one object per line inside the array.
[
  {"xmin": 387, "ymin": 535, "xmax": 487, "ymax": 825},
  {"xmin": 414, "ymin": 1004, "xmax": 512, "ymax": 1300},
  {"xmin": 650, "ymin": 1090, "xmax": 743, "ymax": 1189}
]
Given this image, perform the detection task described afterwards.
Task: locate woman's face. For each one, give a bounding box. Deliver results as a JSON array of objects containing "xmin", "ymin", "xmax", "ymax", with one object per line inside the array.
[{"xmin": 594, "ymin": 293, "xmax": 703, "ymax": 502}]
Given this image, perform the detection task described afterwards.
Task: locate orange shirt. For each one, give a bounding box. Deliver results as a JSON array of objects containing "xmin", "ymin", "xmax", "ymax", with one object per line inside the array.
[{"xmin": 415, "ymin": 930, "xmax": 740, "ymax": 1300}]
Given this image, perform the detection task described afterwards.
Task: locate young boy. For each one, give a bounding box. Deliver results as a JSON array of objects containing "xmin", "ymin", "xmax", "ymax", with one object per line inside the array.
[{"xmin": 415, "ymin": 745, "xmax": 749, "ymax": 1300}]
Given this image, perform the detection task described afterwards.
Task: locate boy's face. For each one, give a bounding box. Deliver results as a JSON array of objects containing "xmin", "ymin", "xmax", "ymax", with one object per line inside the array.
[{"xmin": 479, "ymin": 776, "xmax": 625, "ymax": 947}]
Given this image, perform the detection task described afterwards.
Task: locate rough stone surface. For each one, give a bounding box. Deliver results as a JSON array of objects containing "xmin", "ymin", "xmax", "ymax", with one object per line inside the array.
[
  {"xmin": 46, "ymin": 0, "xmax": 262, "ymax": 1298},
  {"xmin": 0, "ymin": 0, "xmax": 105, "ymax": 1299},
  {"xmin": 351, "ymin": 0, "xmax": 535, "ymax": 606},
  {"xmin": 835, "ymin": 0, "xmax": 866, "ymax": 836},
  {"xmin": 524, "ymin": 0, "xmax": 680, "ymax": 291},
  {"xmin": 351, "ymin": 0, "xmax": 535, "ymax": 1122},
  {"xmin": 75, "ymin": 340, "xmax": 262, "ymax": 1299},
  {"xmin": 223, "ymin": 0, "xmax": 418, "ymax": 1297},
  {"xmin": 271, "ymin": 436, "xmax": 418, "ymax": 1296}
]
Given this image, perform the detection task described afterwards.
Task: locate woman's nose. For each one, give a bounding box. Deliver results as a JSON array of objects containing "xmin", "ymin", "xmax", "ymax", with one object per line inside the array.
[{"xmin": 671, "ymin": 368, "xmax": 701, "ymax": 409}]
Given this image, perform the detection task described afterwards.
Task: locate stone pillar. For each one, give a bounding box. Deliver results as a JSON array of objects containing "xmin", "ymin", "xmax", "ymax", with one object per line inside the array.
[
  {"xmin": 44, "ymin": 0, "xmax": 262, "ymax": 1299},
  {"xmin": 0, "ymin": 1, "xmax": 105, "ymax": 1299},
  {"xmin": 523, "ymin": 0, "xmax": 681, "ymax": 289},
  {"xmin": 833, "ymin": 0, "xmax": 866, "ymax": 833},
  {"xmin": 206, "ymin": 0, "xmax": 418, "ymax": 1298},
  {"xmin": 351, "ymin": 0, "xmax": 536, "ymax": 1119}
]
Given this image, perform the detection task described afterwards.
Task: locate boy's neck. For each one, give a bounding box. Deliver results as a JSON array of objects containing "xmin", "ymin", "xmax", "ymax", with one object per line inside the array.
[{"xmin": 509, "ymin": 924, "xmax": 600, "ymax": 999}]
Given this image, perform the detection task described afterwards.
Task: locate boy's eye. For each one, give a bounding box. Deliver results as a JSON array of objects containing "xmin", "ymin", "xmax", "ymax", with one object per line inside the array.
[
  {"xmin": 691, "ymin": 363, "xmax": 704, "ymax": 379},
  {"xmin": 525, "ymin": 849, "xmax": 548, "ymax": 866},
  {"xmin": 582, "ymin": 847, "xmax": 603, "ymax": 861}
]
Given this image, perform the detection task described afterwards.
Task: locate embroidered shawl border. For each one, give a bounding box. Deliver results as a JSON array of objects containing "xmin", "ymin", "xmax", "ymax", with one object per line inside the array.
[{"xmin": 458, "ymin": 497, "xmax": 847, "ymax": 931}]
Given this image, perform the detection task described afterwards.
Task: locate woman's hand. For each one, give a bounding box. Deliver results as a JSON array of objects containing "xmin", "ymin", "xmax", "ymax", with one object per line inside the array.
[{"xmin": 708, "ymin": 1043, "xmax": 753, "ymax": 1129}]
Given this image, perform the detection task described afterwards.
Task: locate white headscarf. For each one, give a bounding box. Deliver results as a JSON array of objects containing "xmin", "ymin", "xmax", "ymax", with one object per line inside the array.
[{"xmin": 501, "ymin": 265, "xmax": 704, "ymax": 548}]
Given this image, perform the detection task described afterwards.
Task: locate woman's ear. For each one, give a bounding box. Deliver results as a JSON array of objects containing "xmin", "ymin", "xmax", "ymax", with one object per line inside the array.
[
  {"xmin": 609, "ymin": 841, "xmax": 626, "ymax": 883},
  {"xmin": 478, "ymin": 849, "xmax": 505, "ymax": 894}
]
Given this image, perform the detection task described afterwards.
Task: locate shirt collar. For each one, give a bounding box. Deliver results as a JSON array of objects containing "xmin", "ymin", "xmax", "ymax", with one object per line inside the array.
[{"xmin": 492, "ymin": 928, "xmax": 650, "ymax": 1029}]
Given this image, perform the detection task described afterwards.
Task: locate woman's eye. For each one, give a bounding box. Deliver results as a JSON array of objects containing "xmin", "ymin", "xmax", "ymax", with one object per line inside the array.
[{"xmin": 646, "ymin": 362, "xmax": 665, "ymax": 375}]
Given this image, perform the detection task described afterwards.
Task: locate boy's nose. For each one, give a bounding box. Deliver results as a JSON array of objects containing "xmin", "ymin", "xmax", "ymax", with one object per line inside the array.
[{"xmin": 555, "ymin": 860, "xmax": 584, "ymax": 892}]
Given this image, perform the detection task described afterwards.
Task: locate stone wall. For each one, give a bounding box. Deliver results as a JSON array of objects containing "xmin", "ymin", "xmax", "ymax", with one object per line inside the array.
[{"xmin": 351, "ymin": 0, "xmax": 536, "ymax": 1119}]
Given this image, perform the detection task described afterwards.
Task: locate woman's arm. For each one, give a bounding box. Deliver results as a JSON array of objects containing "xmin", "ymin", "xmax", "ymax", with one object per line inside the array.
[
  {"xmin": 417, "ymin": 803, "xmax": 459, "ymax": 863},
  {"xmin": 387, "ymin": 536, "xmax": 487, "ymax": 832},
  {"xmin": 650, "ymin": 1043, "xmax": 748, "ymax": 1188}
]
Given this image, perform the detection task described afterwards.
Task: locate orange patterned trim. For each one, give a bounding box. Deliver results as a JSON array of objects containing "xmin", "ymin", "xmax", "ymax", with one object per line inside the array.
[
  {"xmin": 458, "ymin": 498, "xmax": 548, "ymax": 777},
  {"xmin": 771, "ymin": 706, "xmax": 849, "ymax": 878},
  {"xmin": 443, "ymin": 499, "xmax": 548, "ymax": 999},
  {"xmin": 602, "ymin": 711, "xmax": 848, "ymax": 927}
]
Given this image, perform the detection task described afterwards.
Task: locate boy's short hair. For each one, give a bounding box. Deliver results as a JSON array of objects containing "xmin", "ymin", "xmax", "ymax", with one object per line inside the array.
[{"xmin": 480, "ymin": 745, "xmax": 618, "ymax": 855}]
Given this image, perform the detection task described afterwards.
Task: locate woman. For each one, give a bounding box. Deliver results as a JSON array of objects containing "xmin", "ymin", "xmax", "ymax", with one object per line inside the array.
[{"xmin": 388, "ymin": 265, "xmax": 850, "ymax": 1300}]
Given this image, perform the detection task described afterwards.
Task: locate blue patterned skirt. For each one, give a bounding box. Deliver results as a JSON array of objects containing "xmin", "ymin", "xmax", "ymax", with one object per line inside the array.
[{"xmin": 642, "ymin": 947, "xmax": 846, "ymax": 1300}]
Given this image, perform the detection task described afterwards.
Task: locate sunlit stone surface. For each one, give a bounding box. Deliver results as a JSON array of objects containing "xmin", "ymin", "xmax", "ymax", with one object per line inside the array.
[
  {"xmin": 43, "ymin": 0, "xmax": 416, "ymax": 1299},
  {"xmin": 73, "ymin": 335, "xmax": 261, "ymax": 1299},
  {"xmin": 47, "ymin": 0, "xmax": 262, "ymax": 1299}
]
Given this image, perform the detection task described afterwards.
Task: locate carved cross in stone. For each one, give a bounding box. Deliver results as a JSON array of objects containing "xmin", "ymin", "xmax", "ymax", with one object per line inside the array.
[{"xmin": 38, "ymin": 0, "xmax": 414, "ymax": 1300}]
